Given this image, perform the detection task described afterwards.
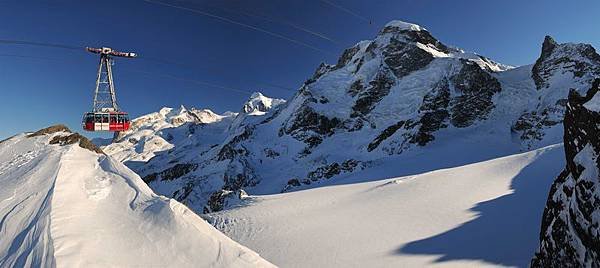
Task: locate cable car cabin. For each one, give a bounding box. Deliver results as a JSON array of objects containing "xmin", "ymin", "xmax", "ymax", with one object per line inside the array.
[{"xmin": 82, "ymin": 112, "xmax": 130, "ymax": 132}]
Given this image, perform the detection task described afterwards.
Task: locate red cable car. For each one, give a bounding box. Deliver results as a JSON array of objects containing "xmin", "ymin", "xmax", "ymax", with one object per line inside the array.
[
  {"xmin": 82, "ymin": 111, "xmax": 130, "ymax": 131},
  {"xmin": 82, "ymin": 46, "xmax": 136, "ymax": 132}
]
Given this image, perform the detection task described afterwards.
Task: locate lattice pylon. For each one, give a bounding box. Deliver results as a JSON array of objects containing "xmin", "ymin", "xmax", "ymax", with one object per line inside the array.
[{"xmin": 92, "ymin": 54, "xmax": 119, "ymax": 112}]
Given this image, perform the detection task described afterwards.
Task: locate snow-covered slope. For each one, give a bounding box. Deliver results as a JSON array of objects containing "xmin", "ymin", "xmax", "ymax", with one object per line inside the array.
[
  {"xmin": 207, "ymin": 144, "xmax": 564, "ymax": 267},
  {"xmin": 103, "ymin": 20, "xmax": 600, "ymax": 214},
  {"xmin": 0, "ymin": 126, "xmax": 273, "ymax": 267}
]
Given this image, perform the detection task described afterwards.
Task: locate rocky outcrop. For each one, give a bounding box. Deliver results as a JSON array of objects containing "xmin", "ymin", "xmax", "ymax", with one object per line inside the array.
[
  {"xmin": 204, "ymin": 189, "xmax": 248, "ymax": 213},
  {"xmin": 449, "ymin": 60, "xmax": 502, "ymax": 127},
  {"xmin": 531, "ymin": 79, "xmax": 600, "ymax": 267},
  {"xmin": 513, "ymin": 36, "xmax": 600, "ymax": 147},
  {"xmin": 352, "ymin": 67, "xmax": 396, "ymax": 117},
  {"xmin": 142, "ymin": 163, "xmax": 198, "ymax": 183},
  {"xmin": 532, "ymin": 36, "xmax": 600, "ymax": 90},
  {"xmin": 27, "ymin": 125, "xmax": 104, "ymax": 154},
  {"xmin": 383, "ymin": 38, "xmax": 434, "ymax": 78},
  {"xmin": 27, "ymin": 124, "xmax": 71, "ymax": 137}
]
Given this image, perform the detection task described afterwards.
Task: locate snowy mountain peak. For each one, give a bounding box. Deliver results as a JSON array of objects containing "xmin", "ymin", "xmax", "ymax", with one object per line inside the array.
[
  {"xmin": 532, "ymin": 35, "xmax": 600, "ymax": 90},
  {"xmin": 175, "ymin": 104, "xmax": 187, "ymax": 114},
  {"xmin": 383, "ymin": 20, "xmax": 425, "ymax": 32},
  {"xmin": 242, "ymin": 92, "xmax": 286, "ymax": 114},
  {"xmin": 250, "ymin": 92, "xmax": 265, "ymax": 99}
]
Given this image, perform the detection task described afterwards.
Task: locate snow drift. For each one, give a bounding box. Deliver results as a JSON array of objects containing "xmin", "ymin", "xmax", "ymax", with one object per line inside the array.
[{"xmin": 0, "ymin": 126, "xmax": 273, "ymax": 267}]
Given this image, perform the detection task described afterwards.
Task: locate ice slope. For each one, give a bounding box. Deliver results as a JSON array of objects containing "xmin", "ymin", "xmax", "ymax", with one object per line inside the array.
[
  {"xmin": 0, "ymin": 131, "xmax": 273, "ymax": 267},
  {"xmin": 207, "ymin": 144, "xmax": 564, "ymax": 267}
]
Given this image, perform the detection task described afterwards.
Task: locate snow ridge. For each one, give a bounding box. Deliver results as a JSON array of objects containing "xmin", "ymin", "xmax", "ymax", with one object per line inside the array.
[{"xmin": 0, "ymin": 129, "xmax": 273, "ymax": 267}]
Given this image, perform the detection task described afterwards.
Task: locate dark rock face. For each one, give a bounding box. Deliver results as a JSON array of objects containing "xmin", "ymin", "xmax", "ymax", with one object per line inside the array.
[
  {"xmin": 532, "ymin": 36, "xmax": 558, "ymax": 89},
  {"xmin": 142, "ymin": 163, "xmax": 198, "ymax": 183},
  {"xmin": 531, "ymin": 79, "xmax": 600, "ymax": 267},
  {"xmin": 284, "ymin": 104, "xmax": 342, "ymax": 137},
  {"xmin": 410, "ymin": 79, "xmax": 451, "ymax": 145},
  {"xmin": 383, "ymin": 38, "xmax": 434, "ymax": 78},
  {"xmin": 512, "ymin": 102, "xmax": 565, "ymax": 145},
  {"xmin": 204, "ymin": 189, "xmax": 248, "ymax": 213},
  {"xmin": 307, "ymin": 159, "xmax": 361, "ymax": 182},
  {"xmin": 335, "ymin": 45, "xmax": 361, "ymax": 69},
  {"xmin": 352, "ymin": 68, "xmax": 396, "ymax": 117},
  {"xmin": 366, "ymin": 61, "xmax": 500, "ymax": 152},
  {"xmin": 450, "ymin": 60, "xmax": 502, "ymax": 127},
  {"xmin": 368, "ymin": 121, "xmax": 405, "ymax": 152}
]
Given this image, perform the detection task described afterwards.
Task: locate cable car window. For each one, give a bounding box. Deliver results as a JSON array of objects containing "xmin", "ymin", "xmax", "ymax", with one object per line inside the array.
[
  {"xmin": 95, "ymin": 114, "xmax": 102, "ymax": 123},
  {"xmin": 117, "ymin": 114, "xmax": 124, "ymax": 123},
  {"xmin": 86, "ymin": 114, "xmax": 94, "ymax": 123},
  {"xmin": 110, "ymin": 114, "xmax": 117, "ymax": 124},
  {"xmin": 102, "ymin": 114, "xmax": 109, "ymax": 123},
  {"xmin": 124, "ymin": 115, "xmax": 130, "ymax": 122}
]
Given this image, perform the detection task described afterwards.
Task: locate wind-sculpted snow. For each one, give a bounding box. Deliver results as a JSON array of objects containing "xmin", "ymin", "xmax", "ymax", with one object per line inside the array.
[
  {"xmin": 0, "ymin": 128, "xmax": 273, "ymax": 267},
  {"xmin": 103, "ymin": 20, "xmax": 600, "ymax": 214}
]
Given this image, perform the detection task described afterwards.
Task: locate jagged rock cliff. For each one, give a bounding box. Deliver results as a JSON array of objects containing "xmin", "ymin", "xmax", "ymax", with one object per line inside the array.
[{"xmin": 531, "ymin": 79, "xmax": 600, "ymax": 267}]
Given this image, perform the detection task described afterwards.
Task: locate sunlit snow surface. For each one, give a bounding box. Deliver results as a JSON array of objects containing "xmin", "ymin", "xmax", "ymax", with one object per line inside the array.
[
  {"xmin": 0, "ymin": 133, "xmax": 273, "ymax": 268},
  {"xmin": 208, "ymin": 144, "xmax": 564, "ymax": 267}
]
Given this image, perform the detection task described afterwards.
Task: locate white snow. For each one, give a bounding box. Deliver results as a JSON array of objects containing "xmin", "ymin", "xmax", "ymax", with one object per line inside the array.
[
  {"xmin": 584, "ymin": 92, "xmax": 600, "ymax": 112},
  {"xmin": 384, "ymin": 20, "xmax": 425, "ymax": 32},
  {"xmin": 208, "ymin": 144, "xmax": 564, "ymax": 267},
  {"xmin": 103, "ymin": 106, "xmax": 230, "ymax": 164},
  {"xmin": 0, "ymin": 132, "xmax": 273, "ymax": 267}
]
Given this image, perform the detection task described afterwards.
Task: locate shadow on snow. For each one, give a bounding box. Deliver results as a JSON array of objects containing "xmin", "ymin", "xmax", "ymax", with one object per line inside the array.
[{"xmin": 396, "ymin": 146, "xmax": 564, "ymax": 267}]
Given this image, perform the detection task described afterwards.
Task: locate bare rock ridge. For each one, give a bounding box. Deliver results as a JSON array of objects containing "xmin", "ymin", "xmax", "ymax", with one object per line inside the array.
[
  {"xmin": 531, "ymin": 79, "xmax": 600, "ymax": 267},
  {"xmin": 28, "ymin": 124, "xmax": 104, "ymax": 154}
]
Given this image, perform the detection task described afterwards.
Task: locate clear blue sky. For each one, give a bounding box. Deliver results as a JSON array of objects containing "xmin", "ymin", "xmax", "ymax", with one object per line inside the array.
[{"xmin": 1, "ymin": 0, "xmax": 599, "ymax": 139}]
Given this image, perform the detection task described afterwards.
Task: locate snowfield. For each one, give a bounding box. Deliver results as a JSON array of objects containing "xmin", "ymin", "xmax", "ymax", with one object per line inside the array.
[
  {"xmin": 0, "ymin": 131, "xmax": 273, "ymax": 267},
  {"xmin": 207, "ymin": 144, "xmax": 564, "ymax": 267}
]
